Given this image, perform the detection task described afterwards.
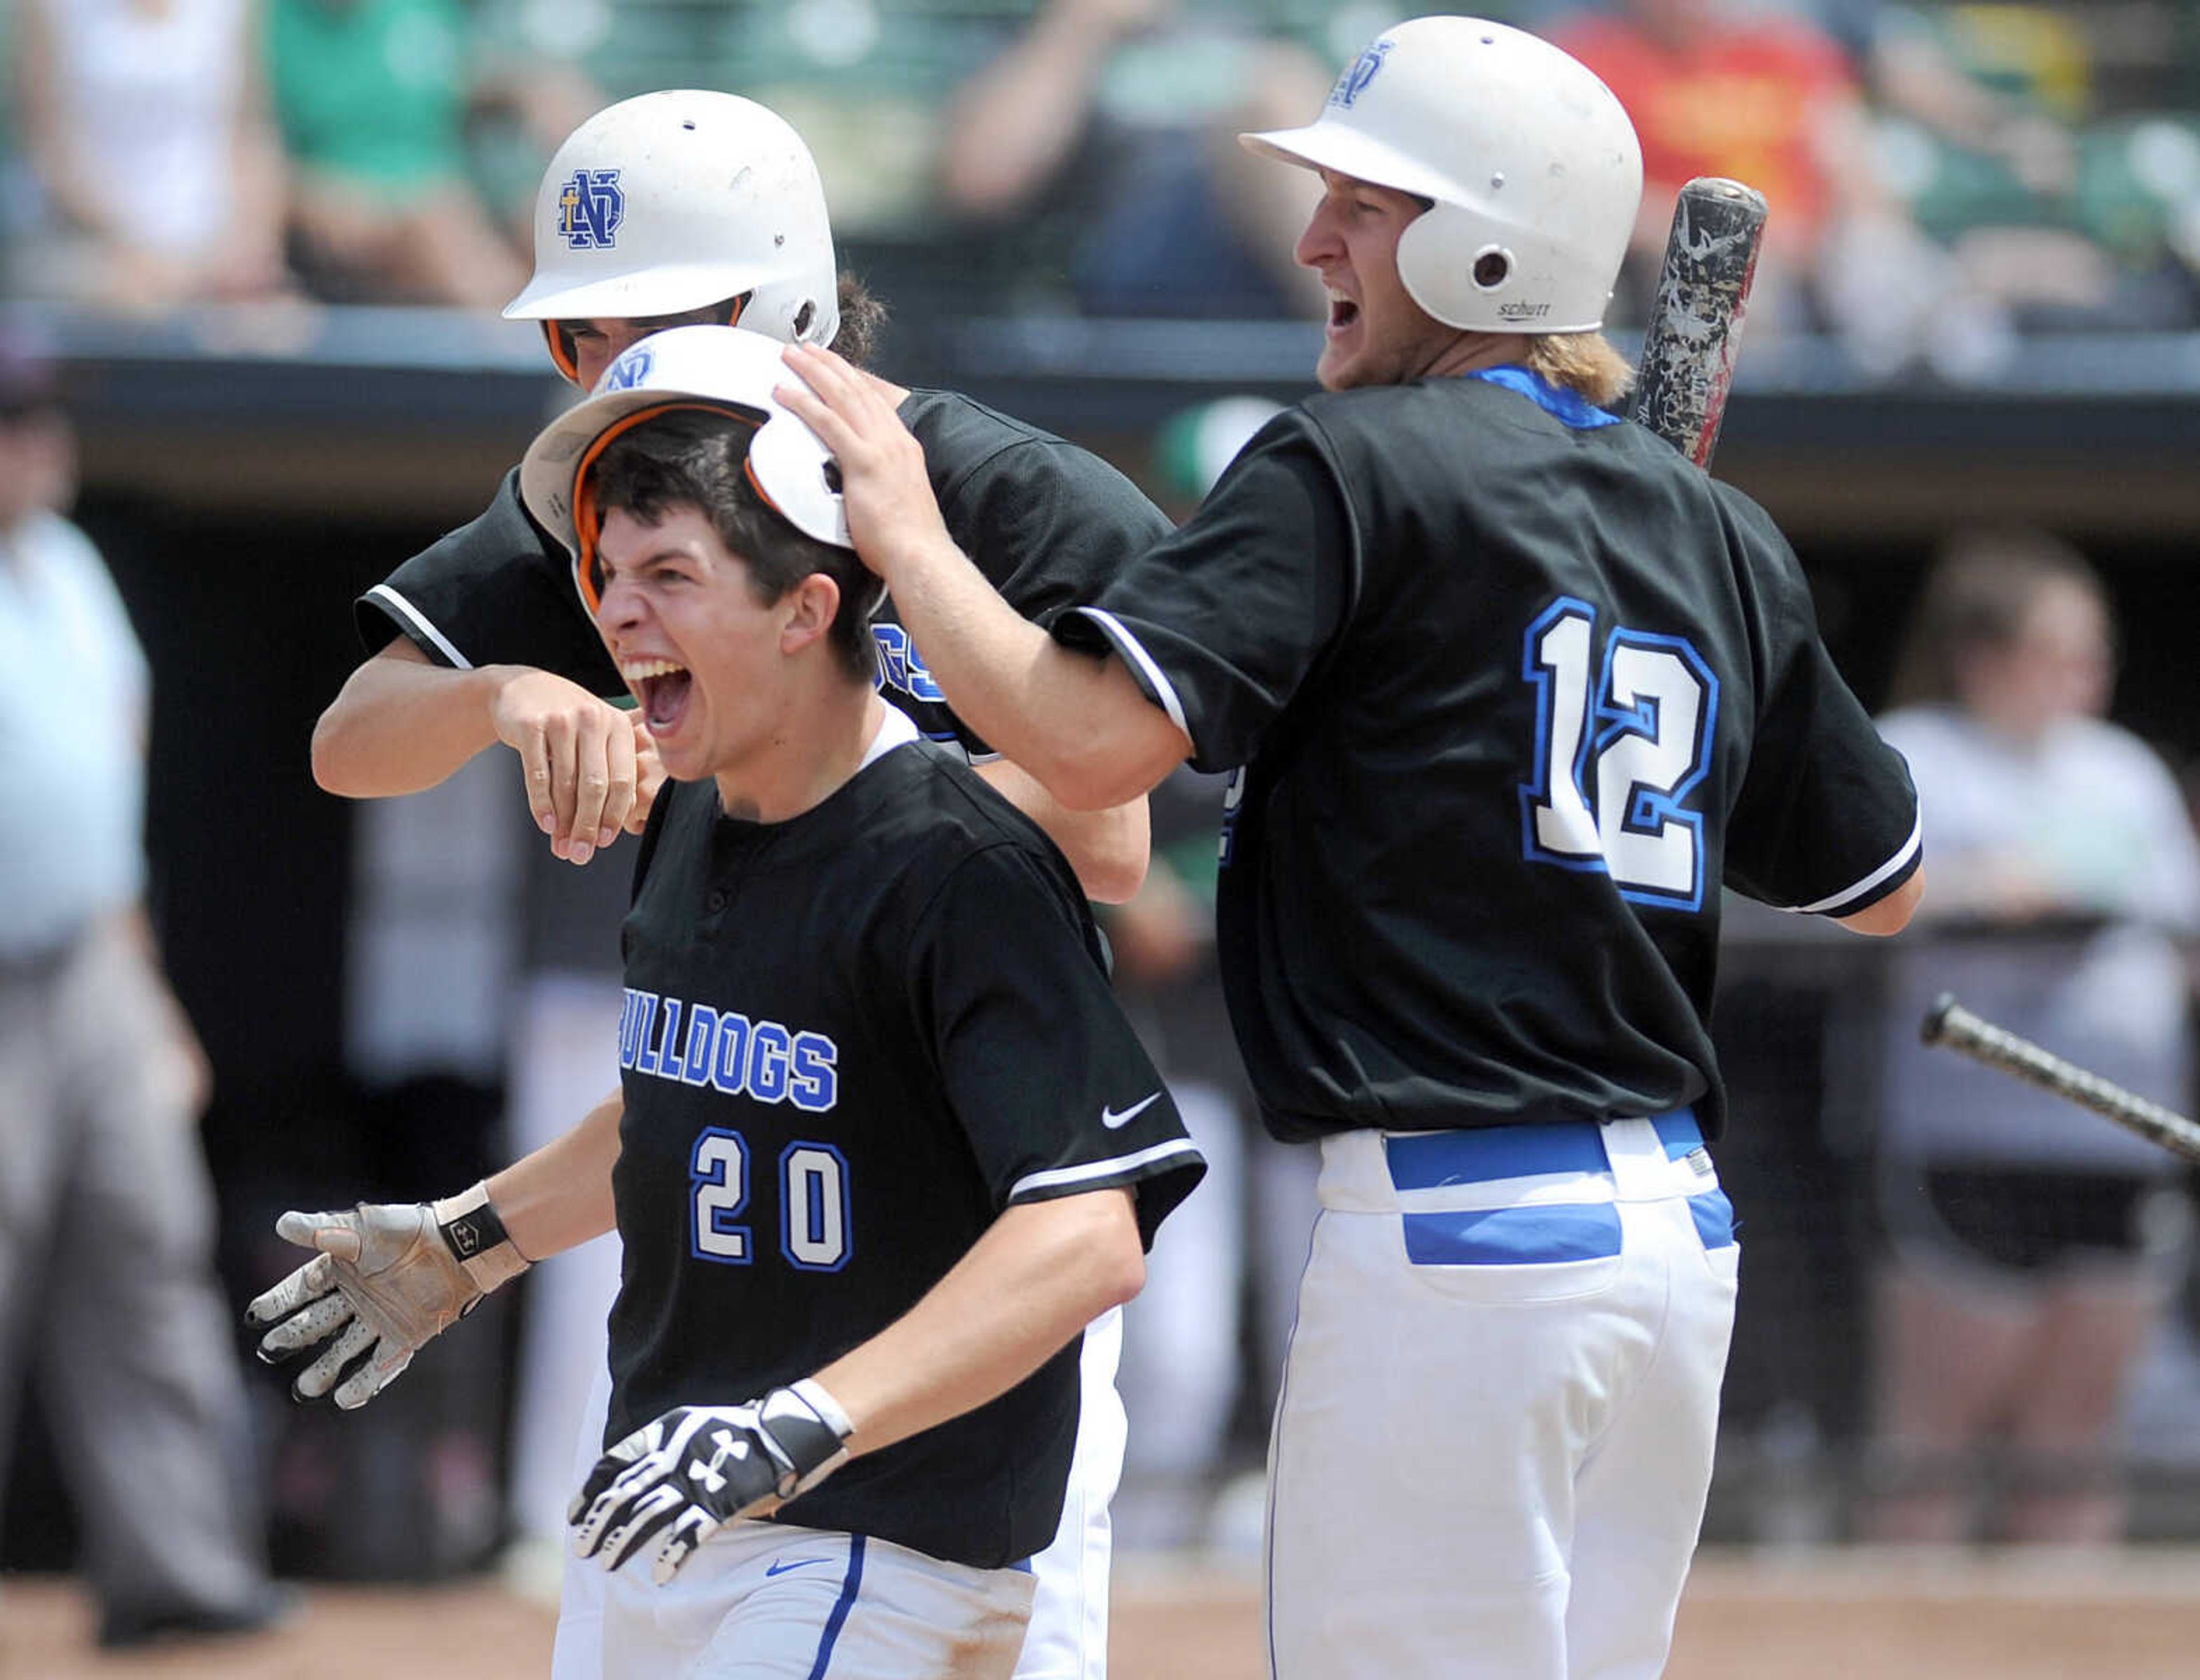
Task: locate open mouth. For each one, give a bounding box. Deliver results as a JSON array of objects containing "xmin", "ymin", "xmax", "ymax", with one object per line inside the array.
[
  {"xmin": 623, "ymin": 658, "xmax": 693, "ymax": 735},
  {"xmin": 1327, "ymin": 294, "xmax": 1360, "ymax": 333}
]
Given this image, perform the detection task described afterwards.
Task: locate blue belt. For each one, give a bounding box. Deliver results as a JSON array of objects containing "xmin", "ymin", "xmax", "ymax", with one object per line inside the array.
[{"xmin": 1379, "ymin": 1110, "xmax": 1732, "ymax": 1265}]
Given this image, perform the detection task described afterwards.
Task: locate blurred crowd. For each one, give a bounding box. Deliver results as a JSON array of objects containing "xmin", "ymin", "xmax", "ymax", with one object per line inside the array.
[{"xmin": 0, "ymin": 0, "xmax": 2195, "ymax": 372}]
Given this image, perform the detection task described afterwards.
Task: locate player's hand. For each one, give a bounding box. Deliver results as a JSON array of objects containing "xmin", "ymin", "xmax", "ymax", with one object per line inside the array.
[
  {"xmin": 776, "ymin": 344, "xmax": 956, "ymax": 585},
  {"xmin": 568, "ymin": 1383, "xmax": 854, "ymax": 1584},
  {"xmin": 628, "ymin": 717, "xmax": 666, "ymax": 835},
  {"xmin": 245, "ymin": 1190, "xmax": 528, "ymax": 1408},
  {"xmin": 488, "ymin": 668, "xmax": 641, "ymax": 865}
]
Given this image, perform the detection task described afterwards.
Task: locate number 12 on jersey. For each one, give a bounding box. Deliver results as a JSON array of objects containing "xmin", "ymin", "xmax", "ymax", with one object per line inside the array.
[{"xmin": 1519, "ymin": 597, "xmax": 1719, "ymax": 911}]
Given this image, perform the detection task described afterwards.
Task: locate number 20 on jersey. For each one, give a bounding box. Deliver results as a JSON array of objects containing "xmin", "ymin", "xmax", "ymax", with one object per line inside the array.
[
  {"xmin": 1519, "ymin": 596, "xmax": 1719, "ymax": 911},
  {"xmin": 690, "ymin": 1128, "xmax": 852, "ymax": 1272}
]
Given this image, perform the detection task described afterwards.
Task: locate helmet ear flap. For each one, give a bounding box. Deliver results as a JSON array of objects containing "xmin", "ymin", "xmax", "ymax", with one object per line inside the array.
[
  {"xmin": 1394, "ymin": 205, "xmax": 1486, "ymax": 330},
  {"xmin": 543, "ymin": 321, "xmax": 583, "ymax": 385},
  {"xmin": 1396, "ymin": 199, "xmax": 1603, "ymax": 333}
]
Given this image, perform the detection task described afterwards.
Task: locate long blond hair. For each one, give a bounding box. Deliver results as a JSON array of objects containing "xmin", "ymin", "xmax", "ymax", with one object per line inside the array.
[{"xmin": 1520, "ymin": 331, "xmax": 1634, "ymax": 408}]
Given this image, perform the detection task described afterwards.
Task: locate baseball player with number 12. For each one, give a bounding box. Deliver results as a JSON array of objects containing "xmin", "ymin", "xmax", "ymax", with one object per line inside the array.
[
  {"xmin": 781, "ymin": 15, "xmax": 1927, "ymax": 1677},
  {"xmin": 252, "ymin": 328, "xmax": 1204, "ymax": 1677}
]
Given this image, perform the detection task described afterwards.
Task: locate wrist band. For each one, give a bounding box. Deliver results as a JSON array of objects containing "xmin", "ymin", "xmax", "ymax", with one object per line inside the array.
[
  {"xmin": 430, "ymin": 1181, "xmax": 532, "ymax": 1292},
  {"xmin": 788, "ymin": 1376, "xmax": 854, "ymax": 1442}
]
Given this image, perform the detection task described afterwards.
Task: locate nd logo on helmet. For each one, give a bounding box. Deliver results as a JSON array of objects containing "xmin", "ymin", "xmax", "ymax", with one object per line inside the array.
[
  {"xmin": 1328, "ymin": 39, "xmax": 1393, "ymax": 109},
  {"xmin": 598, "ymin": 345, "xmax": 655, "ymax": 392},
  {"xmin": 558, "ymin": 168, "xmax": 626, "ymax": 250}
]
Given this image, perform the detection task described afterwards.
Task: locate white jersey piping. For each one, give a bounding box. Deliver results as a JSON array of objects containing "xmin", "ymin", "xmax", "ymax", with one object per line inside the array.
[
  {"xmin": 1068, "ymin": 608, "xmax": 1191, "ymax": 742},
  {"xmin": 364, "ymin": 584, "xmax": 473, "ymax": 671},
  {"xmin": 1009, "ymin": 1138, "xmax": 1204, "ymax": 1201},
  {"xmin": 1785, "ymin": 812, "xmax": 1923, "ymax": 915}
]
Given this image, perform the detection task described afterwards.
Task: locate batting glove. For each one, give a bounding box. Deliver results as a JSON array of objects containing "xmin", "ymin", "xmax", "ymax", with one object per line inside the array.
[
  {"xmin": 244, "ymin": 1183, "xmax": 529, "ymax": 1410},
  {"xmin": 568, "ymin": 1381, "xmax": 854, "ymax": 1584}
]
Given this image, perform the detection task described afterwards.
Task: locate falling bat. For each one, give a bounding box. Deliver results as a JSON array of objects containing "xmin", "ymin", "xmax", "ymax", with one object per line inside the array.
[{"xmin": 1920, "ymin": 993, "xmax": 2200, "ymax": 1165}]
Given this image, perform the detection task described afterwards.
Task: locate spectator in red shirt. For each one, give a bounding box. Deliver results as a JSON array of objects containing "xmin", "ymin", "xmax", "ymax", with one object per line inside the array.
[{"xmin": 1554, "ymin": 0, "xmax": 1928, "ymax": 354}]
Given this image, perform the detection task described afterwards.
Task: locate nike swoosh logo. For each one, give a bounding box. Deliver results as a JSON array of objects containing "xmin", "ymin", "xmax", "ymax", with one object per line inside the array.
[
  {"xmin": 1102, "ymin": 1092, "xmax": 1162, "ymax": 1130},
  {"xmin": 765, "ymin": 1557, "xmax": 830, "ymax": 1577}
]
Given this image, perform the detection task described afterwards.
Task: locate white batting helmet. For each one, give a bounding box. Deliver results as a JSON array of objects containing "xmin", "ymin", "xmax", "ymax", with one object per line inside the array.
[
  {"xmin": 518, "ymin": 326, "xmax": 850, "ymax": 615},
  {"xmin": 1242, "ymin": 17, "xmax": 1642, "ymax": 333},
  {"xmin": 505, "ymin": 92, "xmax": 839, "ymax": 380}
]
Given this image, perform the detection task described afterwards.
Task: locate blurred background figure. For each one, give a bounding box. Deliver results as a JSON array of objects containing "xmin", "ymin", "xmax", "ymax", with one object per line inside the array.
[
  {"xmin": 1549, "ymin": 0, "xmax": 1922, "ymax": 347},
  {"xmin": 266, "ymin": 0, "xmax": 525, "ymax": 306},
  {"xmin": 1553, "ymin": 0, "xmax": 2200, "ymax": 375},
  {"xmin": 1866, "ymin": 528, "xmax": 2200, "ymax": 1543},
  {"xmin": 1106, "ymin": 395, "xmax": 1320, "ymax": 1558},
  {"xmin": 1102, "ymin": 764, "xmax": 1254, "ymax": 1553},
  {"xmin": 265, "ymin": 0, "xmax": 597, "ymax": 306},
  {"xmin": 0, "ymin": 333, "xmax": 289, "ymax": 1648},
  {"xmin": 1822, "ymin": 0, "xmax": 2200, "ymax": 367},
  {"xmin": 6, "ymin": 0, "xmax": 293, "ymax": 312},
  {"xmin": 940, "ymin": 0, "xmax": 1334, "ymax": 318}
]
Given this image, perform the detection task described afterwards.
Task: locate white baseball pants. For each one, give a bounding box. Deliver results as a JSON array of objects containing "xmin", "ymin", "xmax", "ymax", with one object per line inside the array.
[
  {"xmin": 596, "ymin": 1519, "xmax": 1035, "ymax": 1679},
  {"xmin": 554, "ymin": 1309, "xmax": 1126, "ymax": 1680},
  {"xmin": 1266, "ymin": 1113, "xmax": 1739, "ymax": 1680}
]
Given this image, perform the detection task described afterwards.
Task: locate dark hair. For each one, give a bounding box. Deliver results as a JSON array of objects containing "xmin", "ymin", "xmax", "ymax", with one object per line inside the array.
[
  {"xmin": 831, "ymin": 271, "xmax": 887, "ymax": 368},
  {"xmin": 708, "ymin": 272, "xmax": 886, "ymax": 366},
  {"xmin": 1884, "ymin": 526, "xmax": 2110, "ymax": 709},
  {"xmin": 587, "ymin": 409, "xmax": 878, "ymax": 683},
  {"xmin": 569, "ymin": 270, "xmax": 884, "ymax": 368}
]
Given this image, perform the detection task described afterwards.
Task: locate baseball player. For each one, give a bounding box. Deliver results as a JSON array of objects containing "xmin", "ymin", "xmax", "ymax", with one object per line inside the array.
[
  {"xmin": 252, "ymin": 329, "xmax": 1204, "ymax": 1679},
  {"xmin": 780, "ymin": 16, "xmax": 1926, "ymax": 1678},
  {"xmin": 315, "ymin": 90, "xmax": 1153, "ymax": 900},
  {"xmin": 307, "ymin": 92, "xmax": 1172, "ymax": 1679}
]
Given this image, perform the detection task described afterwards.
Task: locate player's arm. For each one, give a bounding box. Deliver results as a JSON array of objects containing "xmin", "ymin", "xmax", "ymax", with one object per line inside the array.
[
  {"xmin": 567, "ymin": 1186, "xmax": 1146, "ymax": 1583},
  {"xmin": 781, "ymin": 345, "xmax": 1191, "ymax": 811},
  {"xmin": 484, "ymin": 1087, "xmax": 624, "ymax": 1257},
  {"xmin": 975, "ymin": 757, "xmax": 1149, "ymax": 904},
  {"xmin": 246, "ymin": 1091, "xmax": 623, "ymax": 1407},
  {"xmin": 14, "ymin": 0, "xmax": 125, "ymax": 243},
  {"xmin": 815, "ymin": 1185, "xmax": 1143, "ymax": 1454},
  {"xmin": 1836, "ymin": 865, "xmax": 1925, "ymax": 935},
  {"xmin": 939, "ymin": 0, "xmax": 1144, "ymax": 217},
  {"xmin": 313, "ymin": 638, "xmax": 657, "ymax": 864}
]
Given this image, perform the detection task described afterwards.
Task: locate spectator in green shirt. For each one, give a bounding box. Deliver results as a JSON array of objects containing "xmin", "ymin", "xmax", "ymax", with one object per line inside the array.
[{"xmin": 268, "ymin": 0, "xmax": 588, "ymax": 305}]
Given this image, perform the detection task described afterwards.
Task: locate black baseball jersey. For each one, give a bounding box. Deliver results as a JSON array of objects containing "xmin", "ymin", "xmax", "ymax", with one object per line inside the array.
[
  {"xmin": 1058, "ymin": 366, "xmax": 1920, "ymax": 1144},
  {"xmin": 606, "ymin": 721, "xmax": 1203, "ymax": 1568},
  {"xmin": 355, "ymin": 390, "xmax": 1172, "ymax": 755}
]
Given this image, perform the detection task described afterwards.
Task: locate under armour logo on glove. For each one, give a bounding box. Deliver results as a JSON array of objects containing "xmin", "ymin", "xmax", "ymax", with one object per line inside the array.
[
  {"xmin": 568, "ymin": 1382, "xmax": 854, "ymax": 1584},
  {"xmin": 688, "ymin": 1429, "xmax": 753, "ymax": 1496}
]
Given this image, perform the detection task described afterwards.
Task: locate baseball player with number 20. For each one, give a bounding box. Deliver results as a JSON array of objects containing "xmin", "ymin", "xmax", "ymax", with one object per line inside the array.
[
  {"xmin": 307, "ymin": 90, "xmax": 1170, "ymax": 1680},
  {"xmin": 781, "ymin": 15, "xmax": 1927, "ymax": 1677},
  {"xmin": 252, "ymin": 329, "xmax": 1204, "ymax": 1677}
]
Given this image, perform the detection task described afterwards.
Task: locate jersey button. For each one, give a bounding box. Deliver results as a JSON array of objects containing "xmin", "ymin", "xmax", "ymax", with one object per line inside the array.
[{"xmin": 705, "ymin": 890, "xmax": 729, "ymax": 912}]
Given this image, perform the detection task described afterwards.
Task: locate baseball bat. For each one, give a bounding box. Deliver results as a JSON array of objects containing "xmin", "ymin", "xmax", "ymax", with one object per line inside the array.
[
  {"xmin": 1920, "ymin": 993, "xmax": 2200, "ymax": 1165},
  {"xmin": 1629, "ymin": 178, "xmax": 1770, "ymax": 467}
]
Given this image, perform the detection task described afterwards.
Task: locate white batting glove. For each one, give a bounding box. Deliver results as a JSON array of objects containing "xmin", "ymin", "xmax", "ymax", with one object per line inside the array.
[
  {"xmin": 245, "ymin": 1183, "xmax": 529, "ymax": 1409},
  {"xmin": 568, "ymin": 1382, "xmax": 854, "ymax": 1584}
]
